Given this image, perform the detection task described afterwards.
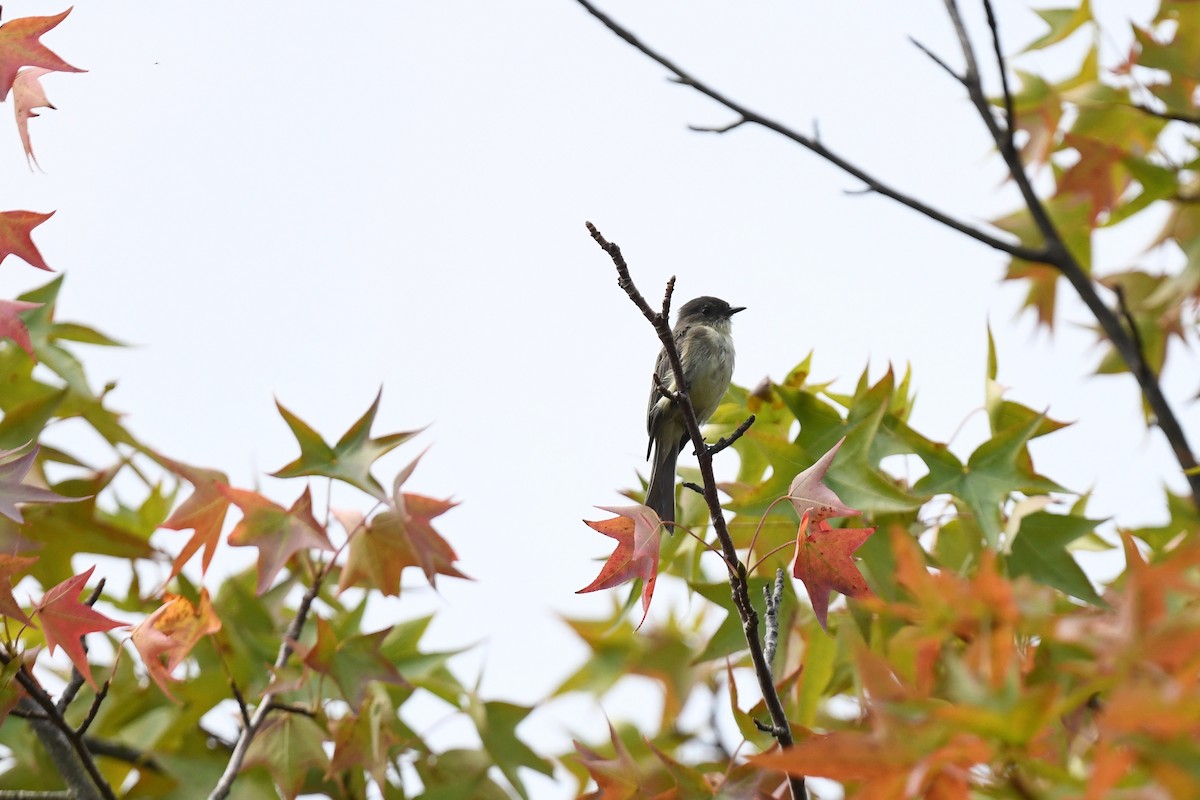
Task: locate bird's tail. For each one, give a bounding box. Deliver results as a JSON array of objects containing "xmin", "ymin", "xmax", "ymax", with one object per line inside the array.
[{"xmin": 645, "ymin": 429, "xmax": 682, "ymax": 530}]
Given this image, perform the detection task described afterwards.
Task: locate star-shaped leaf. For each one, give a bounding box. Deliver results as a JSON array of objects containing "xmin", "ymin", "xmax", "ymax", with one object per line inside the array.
[
  {"xmin": 0, "ymin": 299, "xmax": 41, "ymax": 357},
  {"xmin": 294, "ymin": 616, "xmax": 405, "ymax": 709},
  {"xmin": 271, "ymin": 389, "xmax": 423, "ymax": 500},
  {"xmin": 0, "ymin": 554, "xmax": 37, "ymax": 624},
  {"xmin": 0, "ymin": 445, "xmax": 77, "ymax": 523},
  {"xmin": 130, "ymin": 589, "xmax": 222, "ymax": 699},
  {"xmin": 577, "ymin": 504, "xmax": 664, "ymax": 628},
  {"xmin": 335, "ymin": 449, "xmax": 468, "ymax": 593},
  {"xmin": 223, "ymin": 485, "xmax": 333, "ymax": 594},
  {"xmin": 913, "ymin": 413, "xmax": 1063, "ymax": 548},
  {"xmin": 0, "ymin": 9, "xmax": 83, "ymax": 99},
  {"xmin": 33, "ymin": 565, "xmax": 125, "ymax": 688},
  {"xmin": 155, "ymin": 456, "xmax": 231, "ymax": 581},
  {"xmin": 792, "ymin": 512, "xmax": 876, "ymax": 631},
  {"xmin": 787, "ymin": 436, "xmax": 860, "ymax": 522},
  {"xmin": 0, "ymin": 210, "xmax": 54, "ymax": 271}
]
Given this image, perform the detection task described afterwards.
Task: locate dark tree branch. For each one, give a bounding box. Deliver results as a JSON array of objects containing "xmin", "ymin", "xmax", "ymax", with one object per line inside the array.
[
  {"xmin": 573, "ymin": 0, "xmax": 1049, "ymax": 264},
  {"xmin": 586, "ymin": 222, "xmax": 806, "ymax": 800},
  {"xmin": 2, "ymin": 649, "xmax": 114, "ymax": 800},
  {"xmin": 982, "ymin": 0, "xmax": 1017, "ymax": 151},
  {"xmin": 705, "ymin": 414, "xmax": 756, "ymax": 457},
  {"xmin": 1131, "ymin": 102, "xmax": 1200, "ymax": 125},
  {"xmin": 74, "ymin": 675, "xmax": 111, "ymax": 737},
  {"xmin": 939, "ymin": 0, "xmax": 1200, "ymax": 500},
  {"xmin": 575, "ymin": 0, "xmax": 1200, "ymax": 503},
  {"xmin": 82, "ymin": 736, "xmax": 162, "ymax": 771},
  {"xmin": 909, "ymin": 36, "xmax": 965, "ymax": 85}
]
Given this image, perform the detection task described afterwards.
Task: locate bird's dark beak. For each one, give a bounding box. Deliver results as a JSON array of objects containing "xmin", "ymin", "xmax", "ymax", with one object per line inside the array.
[{"xmin": 730, "ymin": 306, "xmax": 746, "ymax": 315}]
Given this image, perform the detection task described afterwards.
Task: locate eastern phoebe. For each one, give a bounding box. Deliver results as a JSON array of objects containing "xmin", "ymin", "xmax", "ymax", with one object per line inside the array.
[{"xmin": 645, "ymin": 296, "xmax": 744, "ymax": 526}]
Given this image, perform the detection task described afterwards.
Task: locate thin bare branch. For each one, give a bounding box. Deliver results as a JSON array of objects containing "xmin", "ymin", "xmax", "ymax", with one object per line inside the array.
[
  {"xmin": 982, "ymin": 0, "xmax": 1017, "ymax": 149},
  {"xmin": 207, "ymin": 568, "xmax": 329, "ymax": 800},
  {"xmin": 1131, "ymin": 102, "xmax": 1200, "ymax": 125},
  {"xmin": 689, "ymin": 118, "xmax": 747, "ymax": 134},
  {"xmin": 762, "ymin": 568, "xmax": 785, "ymax": 671},
  {"xmin": 940, "ymin": 0, "xmax": 1200, "ymax": 500},
  {"xmin": 573, "ymin": 0, "xmax": 1049, "ymax": 264},
  {"xmin": 909, "ymin": 36, "xmax": 965, "ymax": 85},
  {"xmin": 74, "ymin": 675, "xmax": 110, "ymax": 737},
  {"xmin": 577, "ymin": 0, "xmax": 1200, "ymax": 501},
  {"xmin": 587, "ymin": 223, "xmax": 807, "ymax": 800},
  {"xmin": 706, "ymin": 414, "xmax": 756, "ymax": 457}
]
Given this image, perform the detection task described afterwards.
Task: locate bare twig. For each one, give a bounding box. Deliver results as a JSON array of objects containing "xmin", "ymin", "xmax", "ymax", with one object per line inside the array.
[
  {"xmin": 587, "ymin": 222, "xmax": 807, "ymax": 800},
  {"xmin": 573, "ymin": 0, "xmax": 1048, "ymax": 264},
  {"xmin": 1114, "ymin": 285, "xmax": 1155, "ymax": 391},
  {"xmin": 706, "ymin": 414, "xmax": 756, "ymax": 457},
  {"xmin": 74, "ymin": 675, "xmax": 110, "ymax": 736},
  {"xmin": 1130, "ymin": 102, "xmax": 1200, "ymax": 125},
  {"xmin": 940, "ymin": 0, "xmax": 1200, "ymax": 500},
  {"xmin": 909, "ymin": 36, "xmax": 964, "ymax": 85},
  {"xmin": 689, "ymin": 118, "xmax": 748, "ymax": 134},
  {"xmin": 982, "ymin": 0, "xmax": 1016, "ymax": 150},
  {"xmin": 575, "ymin": 0, "xmax": 1200, "ymax": 503},
  {"xmin": 207, "ymin": 565, "xmax": 330, "ymax": 800},
  {"xmin": 11, "ymin": 694, "xmax": 106, "ymax": 800}
]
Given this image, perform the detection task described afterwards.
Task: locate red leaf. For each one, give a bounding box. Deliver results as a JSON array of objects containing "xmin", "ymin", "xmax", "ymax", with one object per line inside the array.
[
  {"xmin": 223, "ymin": 485, "xmax": 333, "ymax": 595},
  {"xmin": 0, "ymin": 9, "xmax": 83, "ymax": 99},
  {"xmin": 577, "ymin": 504, "xmax": 664, "ymax": 628},
  {"xmin": 0, "ymin": 554, "xmax": 38, "ymax": 625},
  {"xmin": 130, "ymin": 589, "xmax": 221, "ymax": 699},
  {"xmin": 13, "ymin": 67, "xmax": 53, "ymax": 168},
  {"xmin": 792, "ymin": 511, "xmax": 875, "ymax": 631},
  {"xmin": 32, "ymin": 565, "xmax": 125, "ymax": 688},
  {"xmin": 156, "ymin": 457, "xmax": 231, "ymax": 582},
  {"xmin": 787, "ymin": 436, "xmax": 859, "ymax": 522},
  {"xmin": 0, "ymin": 210, "xmax": 54, "ymax": 271},
  {"xmin": 0, "ymin": 299, "xmax": 40, "ymax": 357}
]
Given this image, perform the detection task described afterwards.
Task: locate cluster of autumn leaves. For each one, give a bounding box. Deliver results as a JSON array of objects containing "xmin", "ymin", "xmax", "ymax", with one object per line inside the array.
[{"xmin": 580, "ymin": 438, "xmax": 876, "ymax": 632}]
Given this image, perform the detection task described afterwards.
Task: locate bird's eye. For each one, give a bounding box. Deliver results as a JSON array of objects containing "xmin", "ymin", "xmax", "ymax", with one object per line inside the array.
[{"xmin": 702, "ymin": 305, "xmax": 711, "ymax": 315}]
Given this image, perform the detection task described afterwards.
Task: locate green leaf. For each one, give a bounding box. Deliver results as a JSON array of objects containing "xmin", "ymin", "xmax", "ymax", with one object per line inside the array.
[
  {"xmin": 1022, "ymin": 0, "xmax": 1092, "ymax": 52},
  {"xmin": 469, "ymin": 699, "xmax": 554, "ymax": 799},
  {"xmin": 271, "ymin": 389, "xmax": 423, "ymax": 500},
  {"xmin": 795, "ymin": 620, "xmax": 837, "ymax": 726},
  {"xmin": 1008, "ymin": 511, "xmax": 1105, "ymax": 605},
  {"xmin": 242, "ymin": 714, "xmax": 330, "ymax": 800}
]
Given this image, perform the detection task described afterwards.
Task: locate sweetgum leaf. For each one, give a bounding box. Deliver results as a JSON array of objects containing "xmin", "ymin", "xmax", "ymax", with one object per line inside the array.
[
  {"xmin": 32, "ymin": 565, "xmax": 125, "ymax": 688},
  {"xmin": 577, "ymin": 504, "xmax": 664, "ymax": 628},
  {"xmin": 295, "ymin": 617, "xmax": 405, "ymax": 709},
  {"xmin": 242, "ymin": 713, "xmax": 330, "ymax": 800},
  {"xmin": 0, "ymin": 210, "xmax": 53, "ymax": 271},
  {"xmin": 0, "ymin": 445, "xmax": 76, "ymax": 523},
  {"xmin": 13, "ymin": 67, "xmax": 53, "ymax": 168},
  {"xmin": 0, "ymin": 9, "xmax": 82, "ymax": 99},
  {"xmin": 0, "ymin": 299, "xmax": 40, "ymax": 357},
  {"xmin": 1008, "ymin": 511, "xmax": 1105, "ymax": 605},
  {"xmin": 154, "ymin": 456, "xmax": 231, "ymax": 582},
  {"xmin": 130, "ymin": 589, "xmax": 221, "ymax": 699},
  {"xmin": 0, "ymin": 553, "xmax": 37, "ymax": 624},
  {"xmin": 792, "ymin": 512, "xmax": 876, "ymax": 631},
  {"xmin": 271, "ymin": 389, "xmax": 423, "ymax": 500},
  {"xmin": 223, "ymin": 485, "xmax": 333, "ymax": 595}
]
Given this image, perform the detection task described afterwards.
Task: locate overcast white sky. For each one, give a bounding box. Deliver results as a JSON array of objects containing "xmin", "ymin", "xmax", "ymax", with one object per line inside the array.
[{"xmin": 1, "ymin": 1, "xmax": 1193, "ymax": 797}]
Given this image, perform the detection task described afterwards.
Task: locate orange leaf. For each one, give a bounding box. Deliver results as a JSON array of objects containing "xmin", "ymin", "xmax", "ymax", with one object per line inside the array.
[
  {"xmin": 791, "ymin": 511, "xmax": 875, "ymax": 631},
  {"xmin": 33, "ymin": 565, "xmax": 124, "ymax": 688},
  {"xmin": 157, "ymin": 457, "xmax": 231, "ymax": 582},
  {"xmin": 0, "ymin": 9, "xmax": 83, "ymax": 99},
  {"xmin": 0, "ymin": 210, "xmax": 54, "ymax": 271},
  {"xmin": 578, "ymin": 504, "xmax": 664, "ymax": 628},
  {"xmin": 223, "ymin": 485, "xmax": 333, "ymax": 595},
  {"xmin": 130, "ymin": 590, "xmax": 221, "ymax": 699}
]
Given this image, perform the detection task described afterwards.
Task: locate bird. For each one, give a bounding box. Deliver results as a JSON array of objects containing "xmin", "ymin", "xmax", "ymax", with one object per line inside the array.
[{"xmin": 644, "ymin": 296, "xmax": 744, "ymax": 528}]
